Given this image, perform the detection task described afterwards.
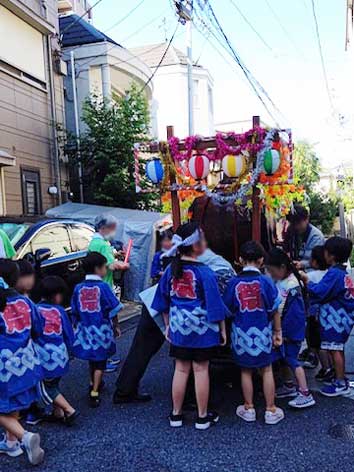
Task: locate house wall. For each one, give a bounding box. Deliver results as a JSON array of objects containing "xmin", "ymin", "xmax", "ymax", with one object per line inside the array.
[
  {"xmin": 152, "ymin": 64, "xmax": 215, "ymax": 139},
  {"xmin": 0, "ymin": 0, "xmax": 67, "ymax": 216}
]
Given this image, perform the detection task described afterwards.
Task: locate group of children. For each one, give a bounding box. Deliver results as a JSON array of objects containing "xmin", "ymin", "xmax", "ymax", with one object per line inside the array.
[
  {"xmin": 0, "ymin": 252, "xmax": 123, "ymax": 465},
  {"xmin": 152, "ymin": 222, "xmax": 354, "ymax": 429},
  {"xmin": 1, "ymin": 221, "xmax": 354, "ymax": 464}
]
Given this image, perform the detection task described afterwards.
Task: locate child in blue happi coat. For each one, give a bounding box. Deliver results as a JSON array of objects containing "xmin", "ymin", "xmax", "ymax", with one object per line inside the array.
[
  {"xmin": 37, "ymin": 276, "xmax": 78, "ymax": 425},
  {"xmin": 0, "ymin": 259, "xmax": 44, "ymax": 465},
  {"xmin": 71, "ymin": 252, "xmax": 123, "ymax": 407},
  {"xmin": 305, "ymin": 237, "xmax": 354, "ymax": 397},
  {"xmin": 152, "ymin": 223, "xmax": 227, "ymax": 431},
  {"xmin": 267, "ymin": 248, "xmax": 315, "ymax": 409},
  {"xmin": 223, "ymin": 242, "xmax": 284, "ymax": 425},
  {"xmin": 150, "ymin": 229, "xmax": 174, "ymax": 282}
]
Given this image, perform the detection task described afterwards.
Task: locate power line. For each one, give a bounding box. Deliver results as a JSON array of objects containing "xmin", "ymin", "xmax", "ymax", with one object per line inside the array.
[
  {"xmin": 121, "ymin": 8, "xmax": 170, "ymax": 44},
  {"xmin": 141, "ymin": 21, "xmax": 180, "ymax": 91},
  {"xmin": 60, "ymin": 0, "xmax": 105, "ymax": 38},
  {"xmin": 264, "ymin": 0, "xmax": 307, "ymax": 62},
  {"xmin": 104, "ymin": 0, "xmax": 147, "ymax": 33},
  {"xmin": 229, "ymin": 0, "xmax": 273, "ymax": 53},
  {"xmin": 197, "ymin": 1, "xmax": 284, "ymax": 125},
  {"xmin": 310, "ymin": 0, "xmax": 336, "ymax": 116}
]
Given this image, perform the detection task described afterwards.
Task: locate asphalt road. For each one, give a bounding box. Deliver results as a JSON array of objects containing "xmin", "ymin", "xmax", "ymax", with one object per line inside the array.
[{"xmin": 2, "ymin": 316, "xmax": 354, "ymax": 472}]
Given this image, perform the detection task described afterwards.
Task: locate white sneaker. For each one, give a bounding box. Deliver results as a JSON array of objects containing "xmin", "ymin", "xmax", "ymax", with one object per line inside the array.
[
  {"xmin": 288, "ymin": 392, "xmax": 316, "ymax": 409},
  {"xmin": 21, "ymin": 432, "xmax": 44, "ymax": 465},
  {"xmin": 264, "ymin": 407, "xmax": 284, "ymax": 425},
  {"xmin": 236, "ymin": 405, "xmax": 256, "ymax": 422}
]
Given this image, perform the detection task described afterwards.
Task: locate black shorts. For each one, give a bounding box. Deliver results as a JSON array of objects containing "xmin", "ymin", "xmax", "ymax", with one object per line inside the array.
[
  {"xmin": 89, "ymin": 360, "xmax": 107, "ymax": 371},
  {"xmin": 169, "ymin": 345, "xmax": 217, "ymax": 362},
  {"xmin": 307, "ymin": 317, "xmax": 321, "ymax": 350}
]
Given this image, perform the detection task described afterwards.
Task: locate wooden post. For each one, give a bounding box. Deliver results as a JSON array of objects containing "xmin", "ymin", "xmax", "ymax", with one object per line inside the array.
[
  {"xmin": 167, "ymin": 125, "xmax": 181, "ymax": 230},
  {"xmin": 251, "ymin": 115, "xmax": 261, "ymax": 242}
]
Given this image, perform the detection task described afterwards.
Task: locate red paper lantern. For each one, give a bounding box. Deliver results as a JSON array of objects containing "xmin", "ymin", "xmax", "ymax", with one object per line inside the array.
[{"xmin": 188, "ymin": 154, "xmax": 210, "ymax": 180}]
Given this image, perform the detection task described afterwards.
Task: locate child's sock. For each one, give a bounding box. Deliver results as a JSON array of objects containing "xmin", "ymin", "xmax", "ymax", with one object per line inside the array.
[
  {"xmin": 6, "ymin": 439, "xmax": 18, "ymax": 448},
  {"xmin": 299, "ymin": 388, "xmax": 310, "ymax": 396}
]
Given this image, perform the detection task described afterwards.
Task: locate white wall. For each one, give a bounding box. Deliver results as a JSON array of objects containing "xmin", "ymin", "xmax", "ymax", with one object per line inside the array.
[{"xmin": 153, "ymin": 64, "xmax": 214, "ymax": 139}]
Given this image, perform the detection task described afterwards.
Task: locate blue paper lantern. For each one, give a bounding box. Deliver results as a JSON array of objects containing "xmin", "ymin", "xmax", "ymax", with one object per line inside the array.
[{"xmin": 146, "ymin": 158, "xmax": 164, "ymax": 184}]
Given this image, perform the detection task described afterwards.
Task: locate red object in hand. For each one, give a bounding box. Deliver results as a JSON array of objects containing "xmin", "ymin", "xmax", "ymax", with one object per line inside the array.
[{"xmin": 124, "ymin": 239, "xmax": 133, "ymax": 263}]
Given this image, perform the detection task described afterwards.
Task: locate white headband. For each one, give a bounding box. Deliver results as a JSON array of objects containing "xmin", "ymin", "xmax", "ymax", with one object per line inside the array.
[{"xmin": 162, "ymin": 229, "xmax": 201, "ymax": 258}]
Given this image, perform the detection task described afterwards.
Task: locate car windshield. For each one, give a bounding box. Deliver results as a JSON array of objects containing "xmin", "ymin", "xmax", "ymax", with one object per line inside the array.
[{"xmin": 0, "ymin": 223, "xmax": 31, "ymax": 246}]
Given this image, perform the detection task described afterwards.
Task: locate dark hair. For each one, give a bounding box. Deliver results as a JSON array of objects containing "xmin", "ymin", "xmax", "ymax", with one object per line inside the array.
[
  {"xmin": 267, "ymin": 247, "xmax": 306, "ymax": 297},
  {"xmin": 17, "ymin": 259, "xmax": 35, "ymax": 277},
  {"xmin": 161, "ymin": 229, "xmax": 173, "ymax": 240},
  {"xmin": 171, "ymin": 222, "xmax": 200, "ymax": 279},
  {"xmin": 286, "ymin": 204, "xmax": 309, "ymax": 224},
  {"xmin": 311, "ymin": 245, "xmax": 327, "ymax": 270},
  {"xmin": 0, "ymin": 259, "xmax": 20, "ymax": 311},
  {"xmin": 41, "ymin": 276, "xmax": 67, "ymax": 301},
  {"xmin": 83, "ymin": 252, "xmax": 107, "ymax": 274},
  {"xmin": 240, "ymin": 241, "xmax": 265, "ymax": 262},
  {"xmin": 324, "ymin": 237, "xmax": 353, "ymax": 264}
]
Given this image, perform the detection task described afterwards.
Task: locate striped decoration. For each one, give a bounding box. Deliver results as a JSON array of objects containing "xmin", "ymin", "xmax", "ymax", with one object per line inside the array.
[
  {"xmin": 188, "ymin": 154, "xmax": 210, "ymax": 180},
  {"xmin": 263, "ymin": 149, "xmax": 280, "ymax": 175},
  {"xmin": 146, "ymin": 158, "xmax": 164, "ymax": 184},
  {"xmin": 222, "ymin": 154, "xmax": 247, "ymax": 178}
]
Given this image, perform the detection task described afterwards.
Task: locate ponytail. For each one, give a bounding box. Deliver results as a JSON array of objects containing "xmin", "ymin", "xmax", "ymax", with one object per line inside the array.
[
  {"xmin": 0, "ymin": 259, "xmax": 20, "ymax": 311},
  {"xmin": 171, "ymin": 254, "xmax": 183, "ymax": 279},
  {"xmin": 267, "ymin": 248, "xmax": 307, "ymax": 299},
  {"xmin": 0, "ymin": 287, "xmax": 10, "ymax": 312},
  {"xmin": 171, "ymin": 222, "xmax": 201, "ymax": 280}
]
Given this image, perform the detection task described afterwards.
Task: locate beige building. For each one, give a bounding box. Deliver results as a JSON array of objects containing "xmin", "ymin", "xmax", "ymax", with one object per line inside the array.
[{"xmin": 0, "ymin": 0, "xmax": 67, "ymax": 217}]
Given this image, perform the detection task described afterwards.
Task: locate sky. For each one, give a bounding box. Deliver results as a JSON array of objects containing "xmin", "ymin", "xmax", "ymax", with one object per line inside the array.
[{"xmin": 91, "ymin": 0, "xmax": 353, "ymax": 171}]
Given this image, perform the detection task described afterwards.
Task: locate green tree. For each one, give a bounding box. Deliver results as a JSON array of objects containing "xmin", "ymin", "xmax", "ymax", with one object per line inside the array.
[
  {"xmin": 74, "ymin": 83, "xmax": 159, "ymax": 210},
  {"xmin": 293, "ymin": 140, "xmax": 337, "ymax": 235}
]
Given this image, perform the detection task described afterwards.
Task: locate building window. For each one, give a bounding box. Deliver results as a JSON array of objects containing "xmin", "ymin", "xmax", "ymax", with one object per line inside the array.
[
  {"xmin": 0, "ymin": 6, "xmax": 46, "ymax": 84},
  {"xmin": 21, "ymin": 169, "xmax": 42, "ymax": 216}
]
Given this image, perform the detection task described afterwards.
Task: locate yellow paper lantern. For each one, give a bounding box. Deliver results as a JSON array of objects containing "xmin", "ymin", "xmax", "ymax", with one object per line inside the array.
[{"xmin": 222, "ymin": 154, "xmax": 247, "ymax": 178}]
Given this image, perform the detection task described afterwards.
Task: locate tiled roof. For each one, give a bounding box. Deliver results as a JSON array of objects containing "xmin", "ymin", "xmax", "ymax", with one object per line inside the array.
[
  {"xmin": 130, "ymin": 43, "xmax": 198, "ymax": 68},
  {"xmin": 59, "ymin": 14, "xmax": 121, "ymax": 48}
]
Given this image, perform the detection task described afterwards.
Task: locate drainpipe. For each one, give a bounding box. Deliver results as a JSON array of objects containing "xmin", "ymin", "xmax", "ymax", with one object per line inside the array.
[{"xmin": 46, "ymin": 35, "xmax": 62, "ymax": 205}]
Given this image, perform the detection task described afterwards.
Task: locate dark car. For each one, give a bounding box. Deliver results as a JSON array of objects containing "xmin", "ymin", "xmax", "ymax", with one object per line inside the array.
[{"xmin": 0, "ymin": 218, "xmax": 95, "ymax": 302}]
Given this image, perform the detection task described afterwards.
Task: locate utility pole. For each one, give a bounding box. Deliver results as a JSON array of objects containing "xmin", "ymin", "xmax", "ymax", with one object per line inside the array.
[
  {"xmin": 70, "ymin": 50, "xmax": 84, "ymax": 203},
  {"xmin": 174, "ymin": 0, "xmax": 194, "ymax": 135}
]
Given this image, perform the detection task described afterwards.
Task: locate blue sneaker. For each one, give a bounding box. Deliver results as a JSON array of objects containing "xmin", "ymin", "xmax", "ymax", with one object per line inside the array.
[
  {"xmin": 108, "ymin": 356, "xmax": 121, "ymax": 366},
  {"xmin": 0, "ymin": 434, "xmax": 23, "ymax": 457},
  {"xmin": 321, "ymin": 379, "xmax": 351, "ymax": 397},
  {"xmin": 104, "ymin": 360, "xmax": 118, "ymax": 373}
]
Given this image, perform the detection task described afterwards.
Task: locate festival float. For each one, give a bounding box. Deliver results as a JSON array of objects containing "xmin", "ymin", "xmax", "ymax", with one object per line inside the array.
[{"xmin": 135, "ymin": 116, "xmax": 305, "ymax": 264}]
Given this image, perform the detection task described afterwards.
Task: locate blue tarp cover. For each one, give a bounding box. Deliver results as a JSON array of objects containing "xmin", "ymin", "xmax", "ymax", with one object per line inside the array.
[{"xmin": 46, "ymin": 203, "xmax": 171, "ymax": 301}]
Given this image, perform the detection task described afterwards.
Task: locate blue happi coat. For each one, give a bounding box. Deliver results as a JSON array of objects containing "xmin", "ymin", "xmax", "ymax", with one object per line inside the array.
[
  {"xmin": 0, "ymin": 291, "xmax": 42, "ymax": 413},
  {"xmin": 223, "ymin": 269, "xmax": 281, "ymax": 368},
  {"xmin": 36, "ymin": 302, "xmax": 74, "ymax": 379},
  {"xmin": 151, "ymin": 251, "xmax": 163, "ymax": 279},
  {"xmin": 151, "ymin": 261, "xmax": 227, "ymax": 348},
  {"xmin": 71, "ymin": 276, "xmax": 123, "ymax": 361},
  {"xmin": 276, "ymin": 274, "xmax": 306, "ymax": 341},
  {"xmin": 308, "ymin": 265, "xmax": 354, "ymax": 344}
]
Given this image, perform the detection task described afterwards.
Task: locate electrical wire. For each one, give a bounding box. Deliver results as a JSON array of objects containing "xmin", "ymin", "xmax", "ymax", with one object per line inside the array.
[
  {"xmin": 120, "ymin": 8, "xmax": 170, "ymax": 43},
  {"xmin": 310, "ymin": 0, "xmax": 336, "ymax": 116},
  {"xmin": 59, "ymin": 0, "xmax": 105, "ymax": 38},
  {"xmin": 141, "ymin": 21, "xmax": 180, "ymax": 91},
  {"xmin": 197, "ymin": 1, "xmax": 285, "ymax": 125},
  {"xmin": 228, "ymin": 0, "xmax": 273, "ymax": 52},
  {"xmin": 104, "ymin": 0, "xmax": 147, "ymax": 33},
  {"xmin": 264, "ymin": 0, "xmax": 306, "ymax": 61}
]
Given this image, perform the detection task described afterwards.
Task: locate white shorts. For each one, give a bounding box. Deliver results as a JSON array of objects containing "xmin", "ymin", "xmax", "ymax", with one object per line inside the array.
[{"xmin": 321, "ymin": 341, "xmax": 345, "ymax": 351}]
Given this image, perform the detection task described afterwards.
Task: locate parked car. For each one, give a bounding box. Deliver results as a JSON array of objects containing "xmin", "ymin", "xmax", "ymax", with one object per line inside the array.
[{"xmin": 0, "ymin": 218, "xmax": 95, "ymax": 303}]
